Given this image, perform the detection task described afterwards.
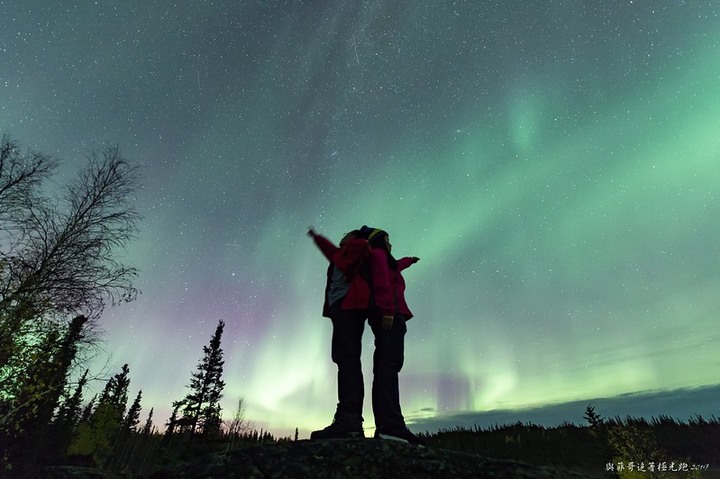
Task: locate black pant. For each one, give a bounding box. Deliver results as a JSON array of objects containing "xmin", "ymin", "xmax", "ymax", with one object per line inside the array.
[
  {"xmin": 329, "ymin": 301, "xmax": 407, "ymax": 430},
  {"xmin": 369, "ymin": 312, "xmax": 407, "ymax": 432}
]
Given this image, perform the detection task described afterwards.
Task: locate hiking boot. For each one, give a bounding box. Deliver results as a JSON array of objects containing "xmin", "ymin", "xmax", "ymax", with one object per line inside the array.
[
  {"xmin": 310, "ymin": 412, "xmax": 364, "ymax": 440},
  {"xmin": 375, "ymin": 427, "xmax": 426, "ymax": 446}
]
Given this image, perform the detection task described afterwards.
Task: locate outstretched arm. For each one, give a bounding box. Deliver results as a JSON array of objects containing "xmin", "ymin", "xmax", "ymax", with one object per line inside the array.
[
  {"xmin": 307, "ymin": 228, "xmax": 339, "ymax": 262},
  {"xmin": 397, "ymin": 256, "xmax": 420, "ymax": 271}
]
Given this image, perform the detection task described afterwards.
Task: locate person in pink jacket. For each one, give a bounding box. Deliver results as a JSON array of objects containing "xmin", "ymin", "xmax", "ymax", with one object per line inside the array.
[{"xmin": 362, "ymin": 227, "xmax": 424, "ymax": 446}]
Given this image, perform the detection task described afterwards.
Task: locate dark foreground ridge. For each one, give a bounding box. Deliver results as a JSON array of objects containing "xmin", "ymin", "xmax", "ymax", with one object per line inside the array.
[
  {"xmin": 39, "ymin": 438, "xmax": 609, "ymax": 478},
  {"xmin": 154, "ymin": 438, "xmax": 607, "ymax": 479}
]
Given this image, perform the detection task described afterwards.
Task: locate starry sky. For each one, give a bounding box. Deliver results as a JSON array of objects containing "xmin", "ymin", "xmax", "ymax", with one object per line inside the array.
[{"xmin": 2, "ymin": 1, "xmax": 719, "ymax": 438}]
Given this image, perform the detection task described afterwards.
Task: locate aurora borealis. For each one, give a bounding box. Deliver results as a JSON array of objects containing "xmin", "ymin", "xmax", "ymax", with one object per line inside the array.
[{"xmin": 2, "ymin": 1, "xmax": 719, "ymax": 437}]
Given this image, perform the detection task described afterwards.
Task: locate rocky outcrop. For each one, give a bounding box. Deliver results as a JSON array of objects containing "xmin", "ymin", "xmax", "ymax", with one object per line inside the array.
[{"xmin": 147, "ymin": 438, "xmax": 608, "ymax": 479}]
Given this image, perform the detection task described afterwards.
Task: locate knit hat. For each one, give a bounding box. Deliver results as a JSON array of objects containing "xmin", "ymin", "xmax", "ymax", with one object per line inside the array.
[{"xmin": 359, "ymin": 225, "xmax": 386, "ymax": 241}]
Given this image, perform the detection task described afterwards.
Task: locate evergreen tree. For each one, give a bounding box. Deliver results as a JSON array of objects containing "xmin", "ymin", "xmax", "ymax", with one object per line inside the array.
[
  {"xmin": 0, "ymin": 315, "xmax": 90, "ymax": 474},
  {"xmin": 68, "ymin": 364, "xmax": 131, "ymax": 466},
  {"xmin": 584, "ymin": 404, "xmax": 603, "ymax": 428},
  {"xmin": 2, "ymin": 315, "xmax": 89, "ymax": 443},
  {"xmin": 38, "ymin": 316, "xmax": 89, "ymax": 426},
  {"xmin": 55, "ymin": 368, "xmax": 90, "ymax": 428},
  {"xmin": 4, "ymin": 327, "xmax": 61, "ymax": 427},
  {"xmin": 164, "ymin": 402, "xmax": 180, "ymax": 436},
  {"xmin": 142, "ymin": 408, "xmax": 154, "ymax": 435},
  {"xmin": 99, "ymin": 364, "xmax": 131, "ymax": 421},
  {"xmin": 124, "ymin": 390, "xmax": 142, "ymax": 431},
  {"xmin": 81, "ymin": 394, "xmax": 97, "ymax": 423},
  {"xmin": 202, "ymin": 403, "xmax": 223, "ymax": 436},
  {"xmin": 173, "ymin": 320, "xmax": 226, "ymax": 435},
  {"xmin": 50, "ymin": 369, "xmax": 89, "ymax": 459},
  {"xmin": 111, "ymin": 389, "xmax": 142, "ymax": 472}
]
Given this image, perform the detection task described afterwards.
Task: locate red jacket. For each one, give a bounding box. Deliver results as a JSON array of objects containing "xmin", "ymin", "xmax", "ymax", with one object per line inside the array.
[{"xmin": 311, "ymin": 233, "xmax": 395, "ymax": 317}]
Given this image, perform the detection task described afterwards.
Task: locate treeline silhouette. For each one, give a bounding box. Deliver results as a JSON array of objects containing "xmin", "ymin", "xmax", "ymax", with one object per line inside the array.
[
  {"xmin": 3, "ymin": 311, "xmax": 292, "ymax": 478},
  {"xmin": 420, "ymin": 409, "xmax": 720, "ymax": 477}
]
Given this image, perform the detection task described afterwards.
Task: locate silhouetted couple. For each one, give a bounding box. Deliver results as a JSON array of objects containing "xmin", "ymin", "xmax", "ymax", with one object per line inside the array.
[{"xmin": 307, "ymin": 225, "xmax": 423, "ymax": 445}]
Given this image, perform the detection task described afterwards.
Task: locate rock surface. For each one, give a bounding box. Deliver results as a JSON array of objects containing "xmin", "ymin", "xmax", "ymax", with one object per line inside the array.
[{"xmin": 147, "ymin": 438, "xmax": 608, "ymax": 479}]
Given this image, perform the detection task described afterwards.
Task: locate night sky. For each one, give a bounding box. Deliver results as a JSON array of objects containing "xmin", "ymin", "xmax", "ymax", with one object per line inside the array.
[{"xmin": 2, "ymin": 1, "xmax": 719, "ymax": 437}]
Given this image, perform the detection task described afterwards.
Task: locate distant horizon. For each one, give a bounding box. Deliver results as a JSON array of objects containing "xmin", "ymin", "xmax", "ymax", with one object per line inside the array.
[{"xmin": 405, "ymin": 383, "xmax": 720, "ymax": 435}]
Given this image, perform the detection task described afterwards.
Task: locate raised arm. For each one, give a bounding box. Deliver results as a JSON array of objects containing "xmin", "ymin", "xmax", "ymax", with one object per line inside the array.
[{"xmin": 307, "ymin": 229, "xmax": 340, "ymax": 262}]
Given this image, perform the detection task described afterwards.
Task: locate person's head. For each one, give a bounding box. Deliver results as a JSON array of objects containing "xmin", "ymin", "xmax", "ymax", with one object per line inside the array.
[
  {"xmin": 359, "ymin": 225, "xmax": 391, "ymax": 252},
  {"xmin": 369, "ymin": 230, "xmax": 391, "ymax": 253},
  {"xmin": 339, "ymin": 229, "xmax": 360, "ymax": 246},
  {"xmin": 365, "ymin": 227, "xmax": 396, "ymax": 269}
]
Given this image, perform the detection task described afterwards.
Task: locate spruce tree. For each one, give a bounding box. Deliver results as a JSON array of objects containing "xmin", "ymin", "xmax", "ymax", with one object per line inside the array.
[
  {"xmin": 55, "ymin": 369, "xmax": 90, "ymax": 428},
  {"xmin": 81, "ymin": 394, "xmax": 97, "ymax": 423},
  {"xmin": 124, "ymin": 390, "xmax": 142, "ymax": 431},
  {"xmin": 38, "ymin": 315, "xmax": 89, "ymax": 426},
  {"xmin": 142, "ymin": 408, "xmax": 154, "ymax": 435},
  {"xmin": 50, "ymin": 369, "xmax": 90, "ymax": 465},
  {"xmin": 173, "ymin": 319, "xmax": 226, "ymax": 435},
  {"xmin": 584, "ymin": 403, "xmax": 603, "ymax": 428},
  {"xmin": 99, "ymin": 364, "xmax": 131, "ymax": 421},
  {"xmin": 164, "ymin": 402, "xmax": 180, "ymax": 437},
  {"xmin": 67, "ymin": 364, "xmax": 131, "ymax": 465},
  {"xmin": 2, "ymin": 315, "xmax": 89, "ymax": 451}
]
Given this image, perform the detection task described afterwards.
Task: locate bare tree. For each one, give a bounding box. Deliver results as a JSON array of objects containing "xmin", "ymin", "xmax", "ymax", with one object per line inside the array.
[
  {"xmin": 1, "ymin": 143, "xmax": 141, "ymax": 320},
  {"xmin": 0, "ymin": 136, "xmax": 57, "ymax": 361},
  {"xmin": 224, "ymin": 397, "xmax": 252, "ymax": 450},
  {"xmin": 1, "ymin": 139, "xmax": 141, "ymax": 367},
  {"xmin": 226, "ymin": 397, "xmax": 250, "ymax": 436},
  {"xmin": 0, "ymin": 135, "xmax": 57, "ymax": 232}
]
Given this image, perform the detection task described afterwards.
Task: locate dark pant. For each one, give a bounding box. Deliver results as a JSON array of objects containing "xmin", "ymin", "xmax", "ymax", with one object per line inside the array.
[
  {"xmin": 330, "ymin": 302, "xmax": 366, "ymax": 418},
  {"xmin": 369, "ymin": 313, "xmax": 407, "ymax": 431},
  {"xmin": 329, "ymin": 301, "xmax": 407, "ymax": 430}
]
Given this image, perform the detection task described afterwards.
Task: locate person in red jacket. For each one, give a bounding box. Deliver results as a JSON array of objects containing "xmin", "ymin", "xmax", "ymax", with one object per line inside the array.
[
  {"xmin": 362, "ymin": 227, "xmax": 424, "ymax": 445},
  {"xmin": 307, "ymin": 227, "xmax": 394, "ymax": 439}
]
